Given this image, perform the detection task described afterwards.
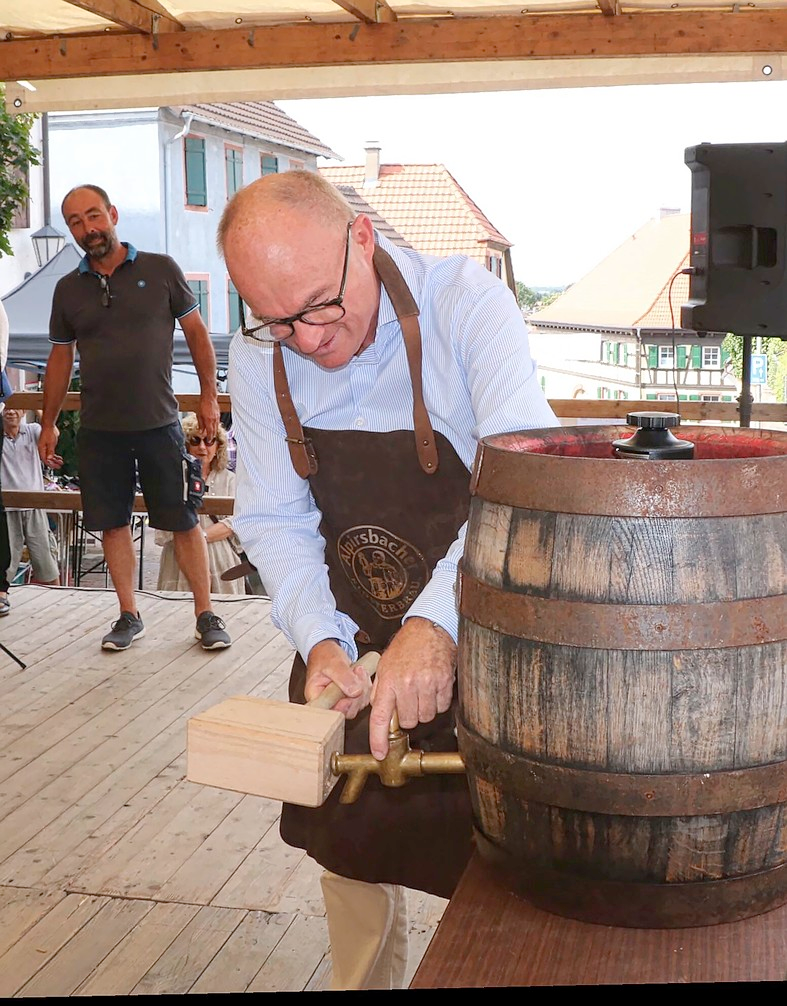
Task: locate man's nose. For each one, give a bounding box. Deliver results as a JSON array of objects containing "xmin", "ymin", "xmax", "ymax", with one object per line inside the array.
[{"xmin": 291, "ymin": 320, "xmax": 327, "ymax": 354}]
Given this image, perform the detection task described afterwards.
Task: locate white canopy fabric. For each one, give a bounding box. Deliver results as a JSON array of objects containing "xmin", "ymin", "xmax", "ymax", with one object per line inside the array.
[{"xmin": 1, "ymin": 2, "xmax": 786, "ymax": 112}]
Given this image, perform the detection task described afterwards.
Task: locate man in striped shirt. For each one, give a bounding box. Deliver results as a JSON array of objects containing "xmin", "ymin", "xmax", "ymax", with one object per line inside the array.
[{"xmin": 220, "ymin": 171, "xmax": 557, "ymax": 989}]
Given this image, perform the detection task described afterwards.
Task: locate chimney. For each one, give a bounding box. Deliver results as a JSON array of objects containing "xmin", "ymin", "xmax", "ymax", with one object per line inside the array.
[{"xmin": 364, "ymin": 141, "xmax": 381, "ymax": 187}]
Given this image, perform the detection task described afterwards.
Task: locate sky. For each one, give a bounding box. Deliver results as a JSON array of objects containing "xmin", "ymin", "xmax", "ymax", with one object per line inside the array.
[{"xmin": 279, "ymin": 80, "xmax": 787, "ymax": 289}]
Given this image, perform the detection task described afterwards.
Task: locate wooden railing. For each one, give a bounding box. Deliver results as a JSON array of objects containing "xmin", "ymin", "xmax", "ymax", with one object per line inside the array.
[
  {"xmin": 3, "ymin": 391, "xmax": 785, "ymax": 516},
  {"xmin": 5, "ymin": 391, "xmax": 786, "ymax": 425}
]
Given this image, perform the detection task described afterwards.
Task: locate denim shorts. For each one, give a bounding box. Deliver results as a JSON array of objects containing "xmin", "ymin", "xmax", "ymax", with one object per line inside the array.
[{"xmin": 78, "ymin": 422, "xmax": 199, "ymax": 533}]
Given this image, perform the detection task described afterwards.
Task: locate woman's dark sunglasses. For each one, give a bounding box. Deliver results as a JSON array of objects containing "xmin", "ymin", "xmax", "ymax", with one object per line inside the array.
[{"xmin": 188, "ymin": 435, "xmax": 217, "ymax": 447}]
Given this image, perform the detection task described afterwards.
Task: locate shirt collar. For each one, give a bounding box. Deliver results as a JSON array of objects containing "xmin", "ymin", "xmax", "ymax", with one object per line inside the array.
[{"xmin": 78, "ymin": 242, "xmax": 137, "ymax": 275}]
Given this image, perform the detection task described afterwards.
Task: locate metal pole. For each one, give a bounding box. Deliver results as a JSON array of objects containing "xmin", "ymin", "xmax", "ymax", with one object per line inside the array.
[
  {"xmin": 41, "ymin": 112, "xmax": 51, "ymax": 226},
  {"xmin": 738, "ymin": 335, "xmax": 753, "ymax": 428}
]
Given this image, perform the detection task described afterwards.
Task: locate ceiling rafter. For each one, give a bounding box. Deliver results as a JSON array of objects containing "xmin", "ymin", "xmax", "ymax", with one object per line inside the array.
[
  {"xmin": 63, "ymin": 1, "xmax": 184, "ymax": 34},
  {"xmin": 1, "ymin": 12, "xmax": 785, "ymax": 81},
  {"xmin": 332, "ymin": 0, "xmax": 398, "ymax": 23}
]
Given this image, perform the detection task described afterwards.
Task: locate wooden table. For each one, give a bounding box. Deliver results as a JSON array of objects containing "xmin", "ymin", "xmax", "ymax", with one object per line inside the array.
[{"xmin": 410, "ymin": 853, "xmax": 787, "ymax": 986}]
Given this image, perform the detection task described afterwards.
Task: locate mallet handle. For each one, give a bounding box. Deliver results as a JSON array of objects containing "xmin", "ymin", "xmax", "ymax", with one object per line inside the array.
[{"xmin": 307, "ymin": 650, "xmax": 381, "ymax": 710}]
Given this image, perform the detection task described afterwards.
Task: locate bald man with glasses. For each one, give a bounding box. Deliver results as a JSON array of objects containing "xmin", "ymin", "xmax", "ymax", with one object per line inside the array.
[{"xmin": 220, "ymin": 170, "xmax": 557, "ymax": 989}]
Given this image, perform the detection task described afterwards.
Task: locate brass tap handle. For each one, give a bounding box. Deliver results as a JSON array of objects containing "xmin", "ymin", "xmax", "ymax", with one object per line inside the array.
[{"xmin": 330, "ymin": 712, "xmax": 465, "ymax": 804}]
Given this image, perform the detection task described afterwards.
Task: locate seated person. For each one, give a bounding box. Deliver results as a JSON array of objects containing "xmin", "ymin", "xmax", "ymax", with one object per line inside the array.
[
  {"xmin": 1, "ymin": 409, "xmax": 60, "ymax": 589},
  {"xmin": 156, "ymin": 415, "xmax": 244, "ymax": 595}
]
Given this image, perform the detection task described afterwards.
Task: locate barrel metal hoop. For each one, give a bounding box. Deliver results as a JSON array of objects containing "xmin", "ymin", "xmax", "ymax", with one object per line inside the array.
[
  {"xmin": 457, "ymin": 722, "xmax": 787, "ymax": 816},
  {"xmin": 472, "ymin": 441, "xmax": 787, "ymax": 517},
  {"xmin": 473, "ymin": 830, "xmax": 787, "ymax": 929},
  {"xmin": 459, "ymin": 571, "xmax": 786, "ymax": 650}
]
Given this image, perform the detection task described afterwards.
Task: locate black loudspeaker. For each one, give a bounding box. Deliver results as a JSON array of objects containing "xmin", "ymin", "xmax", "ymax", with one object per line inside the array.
[{"xmin": 681, "ymin": 141, "xmax": 787, "ymax": 336}]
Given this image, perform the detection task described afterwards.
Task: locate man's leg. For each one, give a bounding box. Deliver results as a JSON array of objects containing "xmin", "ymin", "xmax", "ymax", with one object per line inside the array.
[
  {"xmin": 21, "ymin": 511, "xmax": 60, "ymax": 586},
  {"xmin": 137, "ymin": 423, "xmax": 230, "ymax": 649},
  {"xmin": 5, "ymin": 511, "xmax": 24, "ymax": 586},
  {"xmin": 77, "ymin": 427, "xmax": 137, "ymax": 620},
  {"xmin": 102, "ymin": 525, "xmax": 137, "ymax": 613},
  {"xmin": 320, "ymin": 871, "xmax": 409, "ymax": 990},
  {"xmin": 172, "ymin": 525, "xmax": 211, "ymax": 617}
]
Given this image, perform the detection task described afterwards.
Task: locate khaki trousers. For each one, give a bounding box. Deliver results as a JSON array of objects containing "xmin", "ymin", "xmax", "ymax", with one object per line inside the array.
[{"xmin": 320, "ymin": 871, "xmax": 409, "ymax": 990}]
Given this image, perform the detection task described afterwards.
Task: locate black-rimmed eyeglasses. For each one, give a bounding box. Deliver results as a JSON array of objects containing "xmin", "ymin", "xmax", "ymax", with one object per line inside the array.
[
  {"xmin": 240, "ymin": 222, "xmax": 352, "ymax": 342},
  {"xmin": 99, "ymin": 274, "xmax": 111, "ymax": 308}
]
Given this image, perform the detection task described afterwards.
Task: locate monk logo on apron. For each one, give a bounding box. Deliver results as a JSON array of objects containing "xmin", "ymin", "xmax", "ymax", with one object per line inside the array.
[{"xmin": 337, "ymin": 525, "xmax": 428, "ymax": 619}]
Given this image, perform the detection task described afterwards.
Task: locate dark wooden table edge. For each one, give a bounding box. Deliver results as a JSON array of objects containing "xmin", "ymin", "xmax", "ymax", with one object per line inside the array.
[{"xmin": 409, "ymin": 853, "xmax": 787, "ymax": 987}]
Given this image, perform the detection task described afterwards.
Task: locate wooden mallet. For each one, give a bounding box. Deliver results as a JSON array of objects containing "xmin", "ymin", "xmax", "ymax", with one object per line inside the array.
[{"xmin": 186, "ymin": 651, "xmax": 380, "ymax": 808}]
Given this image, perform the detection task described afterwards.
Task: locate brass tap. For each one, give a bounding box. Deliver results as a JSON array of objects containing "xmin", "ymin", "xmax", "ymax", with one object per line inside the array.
[{"xmin": 330, "ymin": 709, "xmax": 465, "ymax": 804}]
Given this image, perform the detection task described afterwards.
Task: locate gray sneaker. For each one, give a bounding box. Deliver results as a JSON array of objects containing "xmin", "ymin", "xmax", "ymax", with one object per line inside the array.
[
  {"xmin": 102, "ymin": 611, "xmax": 145, "ymax": 650},
  {"xmin": 195, "ymin": 611, "xmax": 231, "ymax": 650}
]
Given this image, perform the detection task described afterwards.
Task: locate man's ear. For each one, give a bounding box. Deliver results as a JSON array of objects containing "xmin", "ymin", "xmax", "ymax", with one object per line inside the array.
[
  {"xmin": 353, "ymin": 214, "xmax": 376, "ymax": 262},
  {"xmin": 109, "ymin": 205, "xmax": 119, "ymax": 225}
]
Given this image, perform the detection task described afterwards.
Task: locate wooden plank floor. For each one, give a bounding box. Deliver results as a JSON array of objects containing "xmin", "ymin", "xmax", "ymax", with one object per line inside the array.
[{"xmin": 0, "ymin": 585, "xmax": 446, "ymax": 994}]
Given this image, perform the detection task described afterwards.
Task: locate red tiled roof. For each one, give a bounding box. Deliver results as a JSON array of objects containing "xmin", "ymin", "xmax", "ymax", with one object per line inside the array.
[
  {"xmin": 336, "ymin": 186, "xmax": 412, "ymax": 248},
  {"xmin": 182, "ymin": 102, "xmax": 340, "ymax": 160},
  {"xmin": 532, "ymin": 213, "xmax": 692, "ymax": 330},
  {"xmin": 321, "ymin": 162, "xmax": 510, "ymax": 265}
]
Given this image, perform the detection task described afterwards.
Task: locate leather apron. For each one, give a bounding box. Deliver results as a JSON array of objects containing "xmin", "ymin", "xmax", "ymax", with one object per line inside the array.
[{"xmin": 276, "ymin": 246, "xmax": 474, "ymax": 899}]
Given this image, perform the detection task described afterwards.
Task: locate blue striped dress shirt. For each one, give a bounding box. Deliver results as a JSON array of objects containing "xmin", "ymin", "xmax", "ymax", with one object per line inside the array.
[{"xmin": 228, "ymin": 232, "xmax": 558, "ymax": 661}]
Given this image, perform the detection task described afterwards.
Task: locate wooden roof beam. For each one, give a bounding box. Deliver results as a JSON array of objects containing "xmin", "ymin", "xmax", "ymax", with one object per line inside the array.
[
  {"xmin": 3, "ymin": 12, "xmax": 787, "ymax": 80},
  {"xmin": 597, "ymin": 0, "xmax": 619, "ymax": 14},
  {"xmin": 332, "ymin": 1, "xmax": 398, "ymax": 23},
  {"xmin": 63, "ymin": 1, "xmax": 184, "ymax": 34}
]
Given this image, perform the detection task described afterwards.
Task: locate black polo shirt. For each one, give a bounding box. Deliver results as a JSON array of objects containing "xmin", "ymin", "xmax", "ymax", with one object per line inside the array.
[{"xmin": 49, "ymin": 244, "xmax": 198, "ymax": 432}]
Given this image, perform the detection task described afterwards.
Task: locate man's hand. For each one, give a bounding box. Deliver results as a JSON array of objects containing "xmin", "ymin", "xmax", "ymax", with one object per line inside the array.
[
  {"xmin": 305, "ymin": 639, "xmax": 374, "ymax": 720},
  {"xmin": 197, "ymin": 392, "xmax": 220, "ymax": 441},
  {"xmin": 369, "ymin": 617, "xmax": 456, "ymax": 760},
  {"xmin": 38, "ymin": 423, "xmax": 61, "ymax": 468}
]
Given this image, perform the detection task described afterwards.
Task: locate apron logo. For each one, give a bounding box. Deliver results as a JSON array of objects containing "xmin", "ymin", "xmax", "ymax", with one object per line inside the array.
[{"xmin": 338, "ymin": 525, "xmax": 428, "ymax": 620}]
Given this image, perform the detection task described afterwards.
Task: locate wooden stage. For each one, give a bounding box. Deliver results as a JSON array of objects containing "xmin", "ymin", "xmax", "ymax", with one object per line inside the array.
[{"xmin": 0, "ymin": 585, "xmax": 446, "ymax": 995}]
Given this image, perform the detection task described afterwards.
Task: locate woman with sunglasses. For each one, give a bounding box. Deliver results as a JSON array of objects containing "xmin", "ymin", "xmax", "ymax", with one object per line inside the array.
[{"xmin": 155, "ymin": 414, "xmax": 245, "ymax": 595}]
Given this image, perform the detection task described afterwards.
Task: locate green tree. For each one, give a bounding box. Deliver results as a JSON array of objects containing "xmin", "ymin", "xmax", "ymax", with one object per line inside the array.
[
  {"xmin": 0, "ymin": 87, "xmax": 39, "ymax": 257},
  {"xmin": 516, "ymin": 281, "xmax": 562, "ymax": 312}
]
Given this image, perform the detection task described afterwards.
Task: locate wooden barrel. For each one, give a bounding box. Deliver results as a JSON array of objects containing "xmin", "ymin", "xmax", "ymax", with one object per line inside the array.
[{"xmin": 457, "ymin": 425, "xmax": 787, "ymax": 928}]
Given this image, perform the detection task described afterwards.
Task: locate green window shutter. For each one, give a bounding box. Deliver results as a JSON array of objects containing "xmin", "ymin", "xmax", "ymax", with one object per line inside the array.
[
  {"xmin": 185, "ymin": 137, "xmax": 207, "ymax": 206},
  {"xmin": 722, "ymin": 395, "xmax": 733, "ymax": 402},
  {"xmin": 228, "ymin": 280, "xmax": 242, "ymax": 332},
  {"xmin": 721, "ymin": 348, "xmax": 731, "ymax": 365},
  {"xmin": 597, "ymin": 387, "xmax": 603, "ymax": 398},
  {"xmin": 677, "ymin": 346, "xmax": 687, "ymax": 368},
  {"xmin": 678, "ymin": 394, "xmax": 687, "ymax": 401},
  {"xmin": 225, "ymin": 148, "xmax": 243, "ymax": 197},
  {"xmin": 689, "ymin": 394, "xmax": 700, "ymax": 401},
  {"xmin": 646, "ymin": 393, "xmax": 657, "ymax": 400},
  {"xmin": 691, "ymin": 345, "xmax": 702, "ymax": 368},
  {"xmin": 600, "ymin": 340, "xmax": 607, "ymax": 362},
  {"xmin": 188, "ymin": 280, "xmax": 209, "ymax": 323},
  {"xmin": 261, "ymin": 154, "xmax": 279, "ymax": 176},
  {"xmin": 647, "ymin": 346, "xmax": 657, "ymax": 367}
]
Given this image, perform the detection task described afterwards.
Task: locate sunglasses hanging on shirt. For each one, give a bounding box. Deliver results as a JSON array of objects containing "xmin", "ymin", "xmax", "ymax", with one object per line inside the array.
[{"xmin": 99, "ymin": 274, "xmax": 111, "ymax": 308}]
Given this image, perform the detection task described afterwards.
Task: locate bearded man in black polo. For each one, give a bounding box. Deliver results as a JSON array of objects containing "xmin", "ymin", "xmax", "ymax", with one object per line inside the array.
[{"xmin": 39, "ymin": 184, "xmax": 231, "ymax": 652}]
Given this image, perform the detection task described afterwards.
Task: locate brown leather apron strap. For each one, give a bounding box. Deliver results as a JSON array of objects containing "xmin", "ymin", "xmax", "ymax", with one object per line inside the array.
[
  {"xmin": 273, "ymin": 341, "xmax": 318, "ymax": 478},
  {"xmin": 373, "ymin": 245, "xmax": 439, "ymax": 475}
]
